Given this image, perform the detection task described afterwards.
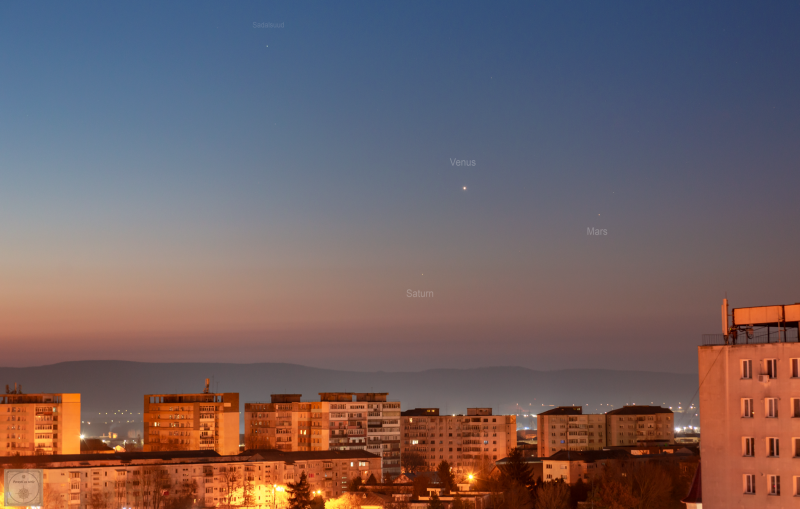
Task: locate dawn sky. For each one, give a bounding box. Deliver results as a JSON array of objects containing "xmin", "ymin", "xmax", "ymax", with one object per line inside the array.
[{"xmin": 1, "ymin": 1, "xmax": 799, "ymax": 372}]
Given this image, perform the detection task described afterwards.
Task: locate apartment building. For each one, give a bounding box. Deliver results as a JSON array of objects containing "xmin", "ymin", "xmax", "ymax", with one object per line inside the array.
[
  {"xmin": 537, "ymin": 405, "xmax": 673, "ymax": 457},
  {"xmin": 540, "ymin": 448, "xmax": 696, "ymax": 485},
  {"xmin": 541, "ymin": 449, "xmax": 628, "ymax": 484},
  {"xmin": 0, "ymin": 390, "xmax": 80, "ymax": 456},
  {"xmin": 537, "ymin": 407, "xmax": 607, "ymax": 457},
  {"xmin": 400, "ymin": 408, "xmax": 517, "ymax": 474},
  {"xmin": 0, "ymin": 449, "xmax": 382, "ymax": 508},
  {"xmin": 245, "ymin": 392, "xmax": 401, "ymax": 480},
  {"xmin": 605, "ymin": 406, "xmax": 674, "ymax": 446},
  {"xmin": 244, "ymin": 394, "xmax": 313, "ymax": 451},
  {"xmin": 358, "ymin": 393, "xmax": 401, "ymax": 480},
  {"xmin": 699, "ymin": 301, "xmax": 800, "ymax": 507},
  {"xmin": 143, "ymin": 381, "xmax": 239, "ymax": 455}
]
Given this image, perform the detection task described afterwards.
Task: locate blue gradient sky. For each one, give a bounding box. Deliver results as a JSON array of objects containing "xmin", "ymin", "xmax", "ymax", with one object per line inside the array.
[{"xmin": 1, "ymin": 1, "xmax": 799, "ymax": 371}]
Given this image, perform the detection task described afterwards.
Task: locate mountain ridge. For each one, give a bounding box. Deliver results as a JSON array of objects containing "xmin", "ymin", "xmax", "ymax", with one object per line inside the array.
[{"xmin": 0, "ymin": 361, "xmax": 699, "ymax": 426}]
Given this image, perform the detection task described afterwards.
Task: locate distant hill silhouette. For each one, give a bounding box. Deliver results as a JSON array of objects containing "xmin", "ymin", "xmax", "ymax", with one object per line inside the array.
[{"xmin": 0, "ymin": 361, "xmax": 699, "ymax": 432}]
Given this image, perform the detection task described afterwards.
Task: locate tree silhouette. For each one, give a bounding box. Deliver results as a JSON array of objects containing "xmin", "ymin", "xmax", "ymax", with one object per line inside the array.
[
  {"xmin": 287, "ymin": 471, "xmax": 313, "ymax": 509},
  {"xmin": 500, "ymin": 448, "xmax": 533, "ymax": 489},
  {"xmin": 534, "ymin": 481, "xmax": 569, "ymax": 509},
  {"xmin": 436, "ymin": 461, "xmax": 455, "ymax": 493},
  {"xmin": 401, "ymin": 452, "xmax": 427, "ymax": 473},
  {"xmin": 427, "ymin": 493, "xmax": 445, "ymax": 509},
  {"xmin": 348, "ymin": 475, "xmax": 364, "ymax": 492}
]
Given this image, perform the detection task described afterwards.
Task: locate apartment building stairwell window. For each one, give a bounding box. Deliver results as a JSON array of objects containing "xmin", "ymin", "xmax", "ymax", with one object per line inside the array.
[
  {"xmin": 743, "ymin": 437, "xmax": 754, "ymax": 457},
  {"xmin": 742, "ymin": 399, "xmax": 754, "ymax": 418},
  {"xmin": 742, "ymin": 359, "xmax": 752, "ymax": 379}
]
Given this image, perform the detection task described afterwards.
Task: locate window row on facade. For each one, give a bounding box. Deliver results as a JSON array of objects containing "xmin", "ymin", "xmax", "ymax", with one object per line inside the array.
[
  {"xmin": 741, "ymin": 358, "xmax": 800, "ymax": 379},
  {"xmin": 741, "ymin": 397, "xmax": 800, "ymax": 418}
]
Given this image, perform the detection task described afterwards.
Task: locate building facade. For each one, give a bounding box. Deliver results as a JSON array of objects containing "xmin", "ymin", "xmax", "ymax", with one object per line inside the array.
[
  {"xmin": 606, "ymin": 406, "xmax": 674, "ymax": 446},
  {"xmin": 0, "ymin": 449, "xmax": 381, "ymax": 508},
  {"xmin": 143, "ymin": 386, "xmax": 239, "ymax": 456},
  {"xmin": 358, "ymin": 393, "xmax": 401, "ymax": 480},
  {"xmin": 245, "ymin": 392, "xmax": 401, "ymax": 481},
  {"xmin": 401, "ymin": 408, "xmax": 517, "ymax": 474},
  {"xmin": 537, "ymin": 405, "xmax": 674, "ymax": 457},
  {"xmin": 699, "ymin": 300, "xmax": 800, "ymax": 507},
  {"xmin": 0, "ymin": 391, "xmax": 80, "ymax": 456},
  {"xmin": 537, "ymin": 407, "xmax": 607, "ymax": 457},
  {"xmin": 244, "ymin": 394, "xmax": 313, "ymax": 451}
]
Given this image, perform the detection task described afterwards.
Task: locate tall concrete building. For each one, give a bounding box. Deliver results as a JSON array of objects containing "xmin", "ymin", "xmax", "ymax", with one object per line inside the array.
[
  {"xmin": 605, "ymin": 406, "xmax": 674, "ymax": 446},
  {"xmin": 143, "ymin": 380, "xmax": 239, "ymax": 455},
  {"xmin": 245, "ymin": 392, "xmax": 400, "ymax": 480},
  {"xmin": 699, "ymin": 301, "xmax": 800, "ymax": 507},
  {"xmin": 400, "ymin": 407, "xmax": 517, "ymax": 474},
  {"xmin": 244, "ymin": 395, "xmax": 313, "ymax": 451},
  {"xmin": 0, "ymin": 389, "xmax": 80, "ymax": 456},
  {"xmin": 537, "ymin": 406, "xmax": 607, "ymax": 457},
  {"xmin": 357, "ymin": 393, "xmax": 401, "ymax": 480}
]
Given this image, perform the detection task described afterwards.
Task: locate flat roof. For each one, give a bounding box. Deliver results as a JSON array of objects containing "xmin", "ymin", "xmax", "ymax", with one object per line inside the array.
[
  {"xmin": 241, "ymin": 449, "xmax": 381, "ymax": 462},
  {"xmin": 0, "ymin": 450, "xmax": 222, "ymax": 466},
  {"xmin": 538, "ymin": 406, "xmax": 582, "ymax": 416},
  {"xmin": 0, "ymin": 449, "xmax": 382, "ymax": 468},
  {"xmin": 401, "ymin": 408, "xmax": 440, "ymax": 416},
  {"xmin": 606, "ymin": 405, "xmax": 672, "ymax": 416}
]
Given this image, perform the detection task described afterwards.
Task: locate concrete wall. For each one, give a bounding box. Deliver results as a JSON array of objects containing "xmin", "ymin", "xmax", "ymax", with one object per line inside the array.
[{"xmin": 699, "ymin": 343, "xmax": 800, "ymax": 508}]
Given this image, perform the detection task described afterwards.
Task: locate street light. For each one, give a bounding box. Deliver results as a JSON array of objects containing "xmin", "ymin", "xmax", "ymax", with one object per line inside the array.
[{"xmin": 272, "ymin": 484, "xmax": 284, "ymax": 509}]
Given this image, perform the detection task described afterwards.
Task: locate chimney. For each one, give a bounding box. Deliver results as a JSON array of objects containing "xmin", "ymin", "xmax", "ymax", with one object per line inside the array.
[{"xmin": 204, "ymin": 378, "xmax": 210, "ymax": 394}]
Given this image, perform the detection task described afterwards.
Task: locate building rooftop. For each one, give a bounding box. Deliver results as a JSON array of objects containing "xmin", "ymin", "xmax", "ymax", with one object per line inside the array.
[
  {"xmin": 80, "ymin": 439, "xmax": 114, "ymax": 454},
  {"xmin": 0, "ymin": 392, "xmax": 79, "ymax": 404},
  {"xmin": 241, "ymin": 449, "xmax": 381, "ymax": 462},
  {"xmin": 0, "ymin": 449, "xmax": 382, "ymax": 468},
  {"xmin": 0, "ymin": 450, "xmax": 223, "ymax": 466},
  {"xmin": 393, "ymin": 471, "xmax": 442, "ymax": 483},
  {"xmin": 546, "ymin": 449, "xmax": 630, "ymax": 462},
  {"xmin": 495, "ymin": 456, "xmax": 542, "ymax": 466},
  {"xmin": 606, "ymin": 405, "xmax": 672, "ymax": 416},
  {"xmin": 401, "ymin": 408, "xmax": 440, "ymax": 417},
  {"xmin": 538, "ymin": 406, "xmax": 582, "ymax": 416}
]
